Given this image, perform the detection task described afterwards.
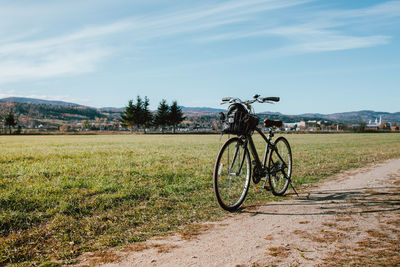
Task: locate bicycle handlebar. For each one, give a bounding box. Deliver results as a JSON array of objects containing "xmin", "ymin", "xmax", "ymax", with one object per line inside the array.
[
  {"xmin": 221, "ymin": 96, "xmax": 280, "ymax": 105},
  {"xmin": 262, "ymin": 97, "xmax": 280, "ymax": 102}
]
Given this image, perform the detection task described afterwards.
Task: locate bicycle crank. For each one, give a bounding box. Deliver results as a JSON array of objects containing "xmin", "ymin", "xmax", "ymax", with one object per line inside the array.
[{"xmin": 252, "ymin": 166, "xmax": 264, "ymax": 184}]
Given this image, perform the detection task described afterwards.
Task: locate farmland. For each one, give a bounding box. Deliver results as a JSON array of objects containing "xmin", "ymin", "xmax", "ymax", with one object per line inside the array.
[{"xmin": 1, "ymin": 133, "xmax": 400, "ymax": 265}]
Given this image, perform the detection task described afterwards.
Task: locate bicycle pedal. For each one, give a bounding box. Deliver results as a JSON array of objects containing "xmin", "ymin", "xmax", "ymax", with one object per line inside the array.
[{"xmin": 264, "ymin": 185, "xmax": 271, "ymax": 191}]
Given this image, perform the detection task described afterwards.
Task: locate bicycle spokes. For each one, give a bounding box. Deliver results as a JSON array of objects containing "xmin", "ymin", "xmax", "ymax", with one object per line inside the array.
[
  {"xmin": 268, "ymin": 137, "xmax": 292, "ymax": 196},
  {"xmin": 214, "ymin": 138, "xmax": 251, "ymax": 211}
]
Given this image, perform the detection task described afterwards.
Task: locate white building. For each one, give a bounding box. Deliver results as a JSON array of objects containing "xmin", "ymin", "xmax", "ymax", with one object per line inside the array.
[{"xmin": 366, "ymin": 116, "xmax": 383, "ymax": 129}]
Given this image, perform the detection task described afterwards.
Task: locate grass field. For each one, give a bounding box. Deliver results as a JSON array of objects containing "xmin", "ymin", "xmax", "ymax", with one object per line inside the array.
[{"xmin": 1, "ymin": 133, "xmax": 400, "ymax": 265}]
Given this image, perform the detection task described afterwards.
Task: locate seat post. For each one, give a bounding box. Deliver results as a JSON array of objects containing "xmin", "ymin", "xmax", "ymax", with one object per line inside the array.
[{"xmin": 267, "ymin": 129, "xmax": 274, "ymax": 141}]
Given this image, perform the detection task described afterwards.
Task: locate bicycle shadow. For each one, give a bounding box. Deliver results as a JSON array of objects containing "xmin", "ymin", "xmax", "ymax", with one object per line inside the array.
[{"xmin": 239, "ymin": 186, "xmax": 400, "ymax": 216}]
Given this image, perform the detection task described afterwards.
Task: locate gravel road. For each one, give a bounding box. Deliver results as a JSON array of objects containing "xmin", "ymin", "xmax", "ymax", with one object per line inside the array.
[{"xmin": 79, "ymin": 158, "xmax": 400, "ymax": 266}]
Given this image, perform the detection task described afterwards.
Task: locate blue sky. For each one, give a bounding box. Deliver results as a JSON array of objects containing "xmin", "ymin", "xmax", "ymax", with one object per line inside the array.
[{"xmin": 0, "ymin": 0, "xmax": 399, "ymax": 114}]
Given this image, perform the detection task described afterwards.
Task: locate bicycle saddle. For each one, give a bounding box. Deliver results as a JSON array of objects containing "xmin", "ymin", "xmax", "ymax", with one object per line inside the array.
[{"xmin": 264, "ymin": 119, "xmax": 282, "ymax": 128}]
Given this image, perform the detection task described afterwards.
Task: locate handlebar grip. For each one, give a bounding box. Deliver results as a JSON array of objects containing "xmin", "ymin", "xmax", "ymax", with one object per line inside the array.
[
  {"xmin": 222, "ymin": 97, "xmax": 231, "ymax": 102},
  {"xmin": 263, "ymin": 97, "xmax": 280, "ymax": 102}
]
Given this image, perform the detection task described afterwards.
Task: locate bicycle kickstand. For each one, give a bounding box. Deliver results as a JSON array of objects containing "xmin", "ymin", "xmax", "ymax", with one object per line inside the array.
[{"xmin": 289, "ymin": 180, "xmax": 299, "ymax": 197}]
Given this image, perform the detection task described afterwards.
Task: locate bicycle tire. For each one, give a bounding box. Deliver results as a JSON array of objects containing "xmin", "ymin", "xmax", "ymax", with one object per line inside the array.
[
  {"xmin": 267, "ymin": 136, "xmax": 292, "ymax": 196},
  {"xmin": 213, "ymin": 137, "xmax": 251, "ymax": 212}
]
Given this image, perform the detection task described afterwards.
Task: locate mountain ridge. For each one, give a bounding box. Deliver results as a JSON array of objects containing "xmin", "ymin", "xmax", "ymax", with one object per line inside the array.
[
  {"xmin": 1, "ymin": 96, "xmax": 399, "ymax": 123},
  {"xmin": 0, "ymin": 97, "xmax": 81, "ymax": 107}
]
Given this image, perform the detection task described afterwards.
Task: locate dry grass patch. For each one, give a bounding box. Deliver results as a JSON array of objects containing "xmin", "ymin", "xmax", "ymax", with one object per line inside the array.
[
  {"xmin": 152, "ymin": 244, "xmax": 179, "ymax": 253},
  {"xmin": 123, "ymin": 242, "xmax": 150, "ymax": 252},
  {"xmin": 86, "ymin": 251, "xmax": 121, "ymax": 266},
  {"xmin": 264, "ymin": 235, "xmax": 274, "ymax": 241},
  {"xmin": 308, "ymin": 229, "xmax": 346, "ymax": 243},
  {"xmin": 267, "ymin": 246, "xmax": 290, "ymax": 257},
  {"xmin": 334, "ymin": 216, "xmax": 352, "ymax": 222},
  {"xmin": 385, "ymin": 218, "xmax": 400, "ymax": 227},
  {"xmin": 292, "ymin": 229, "xmax": 309, "ymax": 239},
  {"xmin": 337, "ymin": 226, "xmax": 357, "ymax": 232},
  {"xmin": 325, "ymin": 233, "xmax": 400, "ymax": 266},
  {"xmin": 122, "ymin": 242, "xmax": 179, "ymax": 254},
  {"xmin": 243, "ymin": 204, "xmax": 260, "ymax": 211},
  {"xmin": 293, "ymin": 228, "xmax": 347, "ymax": 243},
  {"xmin": 322, "ymin": 222, "xmax": 337, "ymax": 228},
  {"xmin": 365, "ymin": 229, "xmax": 390, "ymax": 239},
  {"xmin": 178, "ymin": 223, "xmax": 214, "ymax": 240},
  {"xmin": 356, "ymin": 237, "xmax": 376, "ymax": 248}
]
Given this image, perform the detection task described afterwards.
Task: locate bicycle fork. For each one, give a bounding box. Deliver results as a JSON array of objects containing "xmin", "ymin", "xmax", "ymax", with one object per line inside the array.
[{"xmin": 226, "ymin": 141, "xmax": 247, "ymax": 176}]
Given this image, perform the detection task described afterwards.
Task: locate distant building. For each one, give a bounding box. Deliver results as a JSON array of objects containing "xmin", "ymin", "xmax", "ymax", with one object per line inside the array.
[
  {"xmin": 366, "ymin": 116, "xmax": 383, "ymax": 130},
  {"xmin": 283, "ymin": 121, "xmax": 306, "ymax": 131}
]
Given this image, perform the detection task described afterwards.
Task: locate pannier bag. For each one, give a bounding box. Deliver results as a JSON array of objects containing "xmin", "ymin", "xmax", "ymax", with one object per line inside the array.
[{"xmin": 222, "ymin": 103, "xmax": 259, "ymax": 135}]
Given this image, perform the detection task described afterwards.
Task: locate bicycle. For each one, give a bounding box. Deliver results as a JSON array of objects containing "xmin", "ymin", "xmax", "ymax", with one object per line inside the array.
[{"xmin": 213, "ymin": 94, "xmax": 293, "ymax": 212}]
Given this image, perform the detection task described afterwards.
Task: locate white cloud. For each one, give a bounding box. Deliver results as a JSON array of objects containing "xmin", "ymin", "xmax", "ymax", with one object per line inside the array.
[
  {"xmin": 122, "ymin": 0, "xmax": 311, "ymax": 41},
  {"xmin": 289, "ymin": 35, "xmax": 390, "ymax": 52},
  {"xmin": 0, "ymin": 0, "xmax": 311, "ymax": 84},
  {"xmin": 0, "ymin": 0, "xmax": 398, "ymax": 84},
  {"xmin": 328, "ymin": 0, "xmax": 400, "ymax": 19},
  {"xmin": 0, "ymin": 20, "xmax": 131, "ymax": 84},
  {"xmin": 0, "ymin": 49, "xmax": 110, "ymax": 83},
  {"xmin": 193, "ymin": 1, "xmax": 399, "ymax": 53}
]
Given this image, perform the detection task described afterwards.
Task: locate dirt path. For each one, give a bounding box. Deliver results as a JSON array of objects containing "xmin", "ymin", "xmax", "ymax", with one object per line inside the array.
[{"xmin": 79, "ymin": 159, "xmax": 400, "ymax": 266}]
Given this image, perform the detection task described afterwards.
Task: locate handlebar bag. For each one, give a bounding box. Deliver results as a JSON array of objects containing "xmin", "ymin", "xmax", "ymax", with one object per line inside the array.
[{"xmin": 222, "ymin": 103, "xmax": 259, "ymax": 135}]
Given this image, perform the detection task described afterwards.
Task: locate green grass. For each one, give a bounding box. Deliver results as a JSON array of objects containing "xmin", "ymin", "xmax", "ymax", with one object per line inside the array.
[{"xmin": 1, "ymin": 133, "xmax": 400, "ymax": 265}]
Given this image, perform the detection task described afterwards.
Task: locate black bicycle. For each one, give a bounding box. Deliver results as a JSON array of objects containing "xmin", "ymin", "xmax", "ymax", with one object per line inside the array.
[{"xmin": 213, "ymin": 95, "xmax": 292, "ymax": 211}]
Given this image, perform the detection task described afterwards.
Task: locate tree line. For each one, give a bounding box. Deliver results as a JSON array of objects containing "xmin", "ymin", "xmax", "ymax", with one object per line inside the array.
[
  {"xmin": 0, "ymin": 112, "xmax": 18, "ymax": 134},
  {"xmin": 120, "ymin": 96, "xmax": 185, "ymax": 133}
]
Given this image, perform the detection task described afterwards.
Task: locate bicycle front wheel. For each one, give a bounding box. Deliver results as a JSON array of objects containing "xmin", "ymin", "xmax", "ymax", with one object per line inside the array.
[
  {"xmin": 267, "ymin": 136, "xmax": 292, "ymax": 196},
  {"xmin": 213, "ymin": 137, "xmax": 251, "ymax": 212}
]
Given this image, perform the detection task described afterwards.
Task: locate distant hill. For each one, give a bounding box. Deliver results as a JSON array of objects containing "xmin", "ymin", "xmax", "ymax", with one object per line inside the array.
[
  {"xmin": 99, "ymin": 107, "xmax": 125, "ymax": 112},
  {"xmin": 181, "ymin": 106, "xmax": 225, "ymax": 112},
  {"xmin": 0, "ymin": 100, "xmax": 107, "ymax": 128},
  {"xmin": 297, "ymin": 110, "xmax": 400, "ymax": 123},
  {"xmin": 1, "ymin": 97, "xmax": 399, "ymax": 130},
  {"xmin": 181, "ymin": 106, "xmax": 225, "ymax": 116},
  {"xmin": 0, "ymin": 97, "xmax": 80, "ymax": 106}
]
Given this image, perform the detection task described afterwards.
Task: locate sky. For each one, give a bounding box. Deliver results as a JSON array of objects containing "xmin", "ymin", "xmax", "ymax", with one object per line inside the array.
[{"xmin": 0, "ymin": 0, "xmax": 399, "ymax": 114}]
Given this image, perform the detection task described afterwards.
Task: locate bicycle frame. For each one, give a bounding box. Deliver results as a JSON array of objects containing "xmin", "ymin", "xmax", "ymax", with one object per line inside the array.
[
  {"xmin": 247, "ymin": 128, "xmax": 272, "ymax": 169},
  {"xmin": 232, "ymin": 127, "xmax": 289, "ymax": 180}
]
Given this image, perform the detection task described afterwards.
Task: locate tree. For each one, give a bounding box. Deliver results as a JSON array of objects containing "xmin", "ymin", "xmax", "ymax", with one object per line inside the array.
[
  {"xmin": 120, "ymin": 100, "xmax": 136, "ymax": 132},
  {"xmin": 5, "ymin": 112, "xmax": 17, "ymax": 134},
  {"xmin": 154, "ymin": 99, "xmax": 170, "ymax": 133},
  {"xmin": 82, "ymin": 120, "xmax": 90, "ymax": 130},
  {"xmin": 141, "ymin": 96, "xmax": 153, "ymax": 133},
  {"xmin": 169, "ymin": 101, "xmax": 185, "ymax": 133},
  {"xmin": 133, "ymin": 95, "xmax": 144, "ymax": 131},
  {"xmin": 355, "ymin": 121, "xmax": 366, "ymax": 133},
  {"xmin": 120, "ymin": 96, "xmax": 153, "ymax": 133}
]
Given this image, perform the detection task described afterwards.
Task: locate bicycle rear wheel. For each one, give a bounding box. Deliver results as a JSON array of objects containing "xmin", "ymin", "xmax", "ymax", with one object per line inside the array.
[
  {"xmin": 267, "ymin": 136, "xmax": 292, "ymax": 196},
  {"xmin": 213, "ymin": 137, "xmax": 251, "ymax": 212}
]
